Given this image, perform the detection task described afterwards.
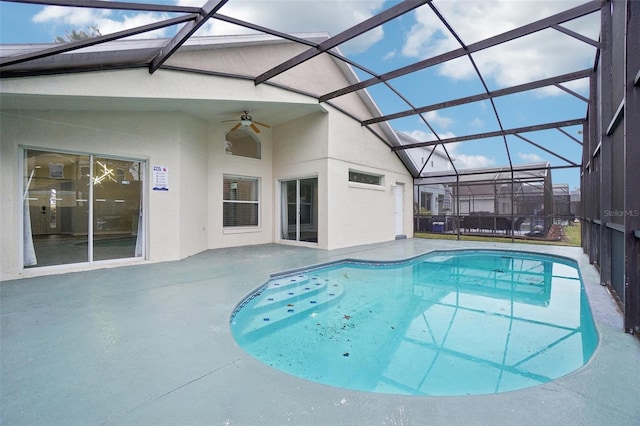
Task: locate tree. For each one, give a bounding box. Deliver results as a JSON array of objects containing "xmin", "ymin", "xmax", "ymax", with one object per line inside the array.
[{"xmin": 54, "ymin": 26, "xmax": 102, "ymax": 43}]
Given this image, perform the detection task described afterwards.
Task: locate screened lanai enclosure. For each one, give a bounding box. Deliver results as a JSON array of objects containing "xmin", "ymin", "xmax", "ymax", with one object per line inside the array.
[
  {"xmin": 1, "ymin": 0, "xmax": 638, "ymax": 333},
  {"xmin": 414, "ymin": 164, "xmax": 560, "ymax": 239}
]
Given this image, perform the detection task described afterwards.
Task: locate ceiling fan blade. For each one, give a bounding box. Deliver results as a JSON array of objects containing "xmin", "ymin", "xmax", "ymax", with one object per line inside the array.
[
  {"xmin": 230, "ymin": 123, "xmax": 241, "ymax": 131},
  {"xmin": 250, "ymin": 123, "xmax": 261, "ymax": 133},
  {"xmin": 253, "ymin": 121, "xmax": 271, "ymax": 128},
  {"xmin": 222, "ymin": 119, "xmax": 238, "ymax": 123}
]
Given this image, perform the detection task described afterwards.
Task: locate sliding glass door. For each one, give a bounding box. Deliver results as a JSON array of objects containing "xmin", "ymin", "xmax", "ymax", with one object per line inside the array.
[
  {"xmin": 92, "ymin": 157, "xmax": 144, "ymax": 261},
  {"xmin": 281, "ymin": 177, "xmax": 318, "ymax": 243},
  {"xmin": 23, "ymin": 149, "xmax": 144, "ymax": 268},
  {"xmin": 23, "ymin": 150, "xmax": 90, "ymax": 266}
]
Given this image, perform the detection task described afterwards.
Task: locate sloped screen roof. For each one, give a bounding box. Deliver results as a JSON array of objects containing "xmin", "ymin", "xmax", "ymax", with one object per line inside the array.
[{"xmin": 0, "ymin": 0, "xmax": 600, "ymax": 182}]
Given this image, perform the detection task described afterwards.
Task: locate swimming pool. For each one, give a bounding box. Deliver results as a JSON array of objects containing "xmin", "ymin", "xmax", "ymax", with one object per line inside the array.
[{"xmin": 230, "ymin": 250, "xmax": 598, "ymax": 396}]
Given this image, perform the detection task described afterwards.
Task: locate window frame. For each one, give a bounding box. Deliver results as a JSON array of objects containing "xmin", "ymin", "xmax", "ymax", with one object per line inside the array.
[
  {"xmin": 20, "ymin": 146, "xmax": 146, "ymax": 269},
  {"xmin": 224, "ymin": 128, "xmax": 262, "ymax": 160},
  {"xmin": 348, "ymin": 169, "xmax": 384, "ymax": 189},
  {"xmin": 222, "ymin": 174, "xmax": 261, "ymax": 228}
]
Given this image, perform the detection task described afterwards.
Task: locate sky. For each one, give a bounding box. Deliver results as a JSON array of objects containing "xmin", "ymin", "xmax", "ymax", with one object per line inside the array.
[{"xmin": 0, "ymin": 0, "xmax": 600, "ymax": 190}]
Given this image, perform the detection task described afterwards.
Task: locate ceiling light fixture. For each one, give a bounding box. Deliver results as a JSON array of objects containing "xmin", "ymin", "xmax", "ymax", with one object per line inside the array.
[{"xmin": 240, "ymin": 112, "xmax": 253, "ymax": 126}]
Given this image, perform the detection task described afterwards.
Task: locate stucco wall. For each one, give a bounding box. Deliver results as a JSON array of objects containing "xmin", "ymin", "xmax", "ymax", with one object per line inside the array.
[
  {"xmin": 272, "ymin": 111, "xmax": 329, "ymax": 248},
  {"xmin": 271, "ymin": 106, "xmax": 413, "ymax": 250},
  {"xmin": 0, "ymin": 113, "xmax": 20, "ymax": 280},
  {"xmin": 325, "ymin": 109, "xmax": 413, "ymax": 249},
  {"xmin": 177, "ymin": 115, "xmax": 209, "ymax": 258},
  {"xmin": 0, "ymin": 109, "xmax": 210, "ymax": 280},
  {"xmin": 0, "ymin": 38, "xmax": 415, "ymax": 279},
  {"xmin": 207, "ymin": 121, "xmax": 275, "ymax": 250},
  {"xmin": 168, "ymin": 39, "xmax": 357, "ymax": 100}
]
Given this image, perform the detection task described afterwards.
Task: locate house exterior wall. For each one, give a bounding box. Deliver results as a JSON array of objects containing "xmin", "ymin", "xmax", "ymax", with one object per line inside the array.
[
  {"xmin": 409, "ymin": 146, "xmax": 452, "ymax": 173},
  {"xmin": 272, "ymin": 111, "xmax": 329, "ymax": 248},
  {"xmin": 0, "ymin": 108, "xmax": 202, "ymax": 278},
  {"xmin": 457, "ymin": 198, "xmax": 495, "ymax": 215},
  {"xmin": 209, "ymin": 114, "xmax": 277, "ymax": 250},
  {"xmin": 0, "ymin": 40, "xmax": 413, "ymax": 280},
  {"xmin": 325, "ymin": 110, "xmax": 413, "ymax": 249},
  {"xmin": 178, "ymin": 114, "xmax": 210, "ymax": 258}
]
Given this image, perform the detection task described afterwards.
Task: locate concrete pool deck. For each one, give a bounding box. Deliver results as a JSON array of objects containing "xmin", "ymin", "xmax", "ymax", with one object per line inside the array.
[{"xmin": 1, "ymin": 239, "xmax": 639, "ymax": 425}]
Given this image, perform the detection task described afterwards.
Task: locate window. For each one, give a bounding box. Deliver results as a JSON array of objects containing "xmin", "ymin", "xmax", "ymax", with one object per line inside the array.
[
  {"xmin": 349, "ymin": 170, "xmax": 383, "ymax": 186},
  {"xmin": 225, "ymin": 129, "xmax": 261, "ymax": 159},
  {"xmin": 48, "ymin": 163, "xmax": 64, "ymax": 178},
  {"xmin": 223, "ymin": 175, "xmax": 259, "ymax": 227},
  {"xmin": 438, "ymin": 194, "xmax": 445, "ymax": 213}
]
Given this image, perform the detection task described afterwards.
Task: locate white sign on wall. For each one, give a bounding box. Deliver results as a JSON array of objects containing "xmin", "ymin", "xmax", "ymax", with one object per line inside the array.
[{"xmin": 152, "ymin": 165, "xmax": 169, "ymax": 191}]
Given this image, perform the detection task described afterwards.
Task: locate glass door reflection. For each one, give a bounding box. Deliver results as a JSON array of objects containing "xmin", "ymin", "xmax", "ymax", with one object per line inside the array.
[
  {"xmin": 23, "ymin": 150, "xmax": 90, "ymax": 267},
  {"xmin": 92, "ymin": 157, "xmax": 143, "ymax": 261},
  {"xmin": 23, "ymin": 150, "xmax": 144, "ymax": 268},
  {"xmin": 280, "ymin": 177, "xmax": 317, "ymax": 243}
]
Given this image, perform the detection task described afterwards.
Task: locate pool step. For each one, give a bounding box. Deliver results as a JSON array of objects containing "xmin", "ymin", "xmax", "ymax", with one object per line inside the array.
[
  {"xmin": 238, "ymin": 277, "xmax": 344, "ymax": 336},
  {"xmin": 254, "ymin": 276, "xmax": 328, "ymax": 309},
  {"xmin": 264, "ymin": 274, "xmax": 311, "ymax": 291}
]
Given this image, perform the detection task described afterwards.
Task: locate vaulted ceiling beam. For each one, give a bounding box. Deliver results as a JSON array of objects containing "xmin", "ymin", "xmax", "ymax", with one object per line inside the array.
[
  {"xmin": 513, "ymin": 134, "xmax": 579, "ymax": 166},
  {"xmin": 551, "ymin": 24, "xmax": 600, "ymax": 48},
  {"xmin": 0, "ymin": 14, "xmax": 196, "ymax": 68},
  {"xmin": 213, "ymin": 14, "xmax": 387, "ymax": 89},
  {"xmin": 213, "ymin": 14, "xmax": 319, "ymax": 48},
  {"xmin": 320, "ymin": 0, "xmax": 602, "ymax": 102},
  {"xmin": 554, "ymin": 82, "xmax": 589, "ymax": 102},
  {"xmin": 362, "ymin": 69, "xmax": 592, "ymax": 125},
  {"xmin": 391, "ymin": 119, "xmax": 586, "ymax": 151},
  {"xmin": 415, "ymin": 164, "xmax": 578, "ymax": 182},
  {"xmin": 556, "ymin": 127, "xmax": 584, "ymax": 145},
  {"xmin": 149, "ymin": 0, "xmax": 229, "ymax": 73},
  {"xmin": 254, "ymin": 0, "xmax": 431, "ymax": 85},
  {"xmin": 3, "ymin": 0, "xmax": 201, "ymax": 13}
]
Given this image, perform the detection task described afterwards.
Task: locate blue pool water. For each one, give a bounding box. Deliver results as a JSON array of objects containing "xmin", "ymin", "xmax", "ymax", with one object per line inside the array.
[{"xmin": 230, "ymin": 250, "xmax": 598, "ymax": 396}]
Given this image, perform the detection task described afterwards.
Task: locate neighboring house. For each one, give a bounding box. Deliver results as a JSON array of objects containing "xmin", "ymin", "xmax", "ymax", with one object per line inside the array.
[
  {"xmin": 414, "ymin": 162, "xmax": 557, "ymax": 233},
  {"xmin": 0, "ymin": 34, "xmax": 414, "ymax": 280},
  {"xmin": 399, "ymin": 132, "xmax": 452, "ymax": 215},
  {"xmin": 454, "ymin": 183, "xmax": 501, "ymax": 215}
]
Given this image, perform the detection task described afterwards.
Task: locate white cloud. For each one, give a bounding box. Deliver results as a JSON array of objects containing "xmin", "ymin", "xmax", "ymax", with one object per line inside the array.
[
  {"xmin": 31, "ymin": 1, "xmax": 386, "ymax": 51},
  {"xmin": 32, "ymin": 6, "xmax": 110, "ymax": 25},
  {"xmin": 403, "ymin": 129, "xmax": 433, "ymax": 141},
  {"xmin": 32, "ymin": 6, "xmax": 171, "ymax": 39},
  {"xmin": 453, "ymin": 153, "xmax": 496, "ymax": 169},
  {"xmin": 470, "ymin": 117, "xmax": 484, "ymax": 128},
  {"xmin": 518, "ymin": 152, "xmax": 544, "ymax": 162},
  {"xmin": 181, "ymin": 0, "xmax": 386, "ymax": 54},
  {"xmin": 421, "ymin": 110, "xmax": 453, "ymax": 129},
  {"xmin": 402, "ymin": 129, "xmax": 455, "ymax": 142},
  {"xmin": 402, "ymin": 0, "xmax": 599, "ymax": 91},
  {"xmin": 101, "ymin": 13, "xmax": 172, "ymax": 38},
  {"xmin": 383, "ymin": 49, "xmax": 397, "ymax": 61},
  {"xmin": 436, "ymin": 139, "xmax": 496, "ymax": 169},
  {"xmin": 401, "ymin": 130, "xmax": 495, "ymax": 169}
]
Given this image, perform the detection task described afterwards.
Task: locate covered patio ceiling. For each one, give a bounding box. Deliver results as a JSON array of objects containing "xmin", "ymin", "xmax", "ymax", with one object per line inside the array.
[{"xmin": 0, "ymin": 0, "xmax": 602, "ymax": 180}]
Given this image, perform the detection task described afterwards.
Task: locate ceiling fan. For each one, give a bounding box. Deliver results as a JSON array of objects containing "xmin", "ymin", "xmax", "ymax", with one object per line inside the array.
[{"xmin": 223, "ymin": 111, "xmax": 271, "ymax": 134}]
